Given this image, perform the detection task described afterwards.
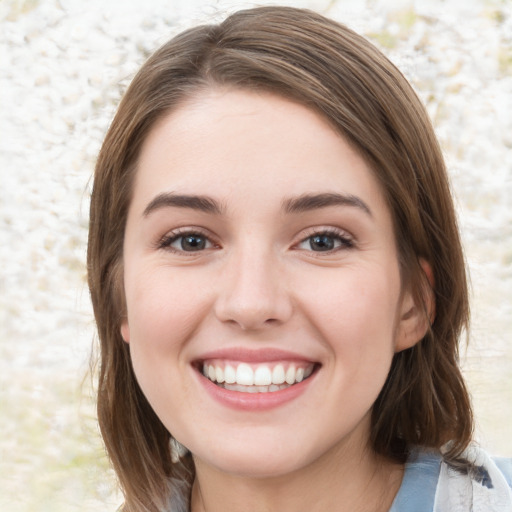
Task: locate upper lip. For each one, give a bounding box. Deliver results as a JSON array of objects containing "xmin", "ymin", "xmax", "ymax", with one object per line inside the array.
[{"xmin": 194, "ymin": 347, "xmax": 318, "ymax": 364}]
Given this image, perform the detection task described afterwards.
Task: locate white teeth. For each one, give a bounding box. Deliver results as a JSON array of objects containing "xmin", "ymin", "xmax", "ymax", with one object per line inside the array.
[
  {"xmin": 272, "ymin": 364, "xmax": 286, "ymax": 385},
  {"xmin": 254, "ymin": 366, "xmax": 272, "ymax": 386},
  {"xmin": 236, "ymin": 363, "xmax": 254, "ymax": 385},
  {"xmin": 285, "ymin": 364, "xmax": 296, "ymax": 385},
  {"xmin": 202, "ymin": 361, "xmax": 315, "ymax": 390},
  {"xmin": 224, "ymin": 364, "xmax": 236, "ymax": 384}
]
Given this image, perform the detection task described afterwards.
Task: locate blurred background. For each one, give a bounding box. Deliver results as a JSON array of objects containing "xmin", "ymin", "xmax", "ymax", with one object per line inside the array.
[{"xmin": 0, "ymin": 0, "xmax": 511, "ymax": 510}]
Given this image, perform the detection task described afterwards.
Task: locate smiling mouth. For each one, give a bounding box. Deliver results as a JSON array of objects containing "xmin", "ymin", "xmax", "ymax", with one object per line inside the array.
[{"xmin": 200, "ymin": 360, "xmax": 317, "ymax": 394}]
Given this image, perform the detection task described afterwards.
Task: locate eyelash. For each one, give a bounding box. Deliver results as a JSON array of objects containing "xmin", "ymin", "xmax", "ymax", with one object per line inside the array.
[
  {"xmin": 295, "ymin": 227, "xmax": 354, "ymax": 253},
  {"xmin": 156, "ymin": 227, "xmax": 354, "ymax": 254},
  {"xmin": 156, "ymin": 228, "xmax": 218, "ymax": 254}
]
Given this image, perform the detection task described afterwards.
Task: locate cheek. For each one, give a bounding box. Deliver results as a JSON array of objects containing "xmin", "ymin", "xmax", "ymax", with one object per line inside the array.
[
  {"xmin": 123, "ymin": 268, "xmax": 214, "ymax": 426},
  {"xmin": 304, "ymin": 263, "xmax": 400, "ymax": 325},
  {"xmin": 298, "ymin": 265, "xmax": 401, "ymax": 368},
  {"xmin": 124, "ymin": 266, "xmax": 213, "ymax": 356}
]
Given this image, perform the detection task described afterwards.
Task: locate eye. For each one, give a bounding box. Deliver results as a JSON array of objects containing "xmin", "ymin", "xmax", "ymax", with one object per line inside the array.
[
  {"xmin": 297, "ymin": 230, "xmax": 353, "ymax": 252},
  {"xmin": 158, "ymin": 230, "xmax": 215, "ymax": 252}
]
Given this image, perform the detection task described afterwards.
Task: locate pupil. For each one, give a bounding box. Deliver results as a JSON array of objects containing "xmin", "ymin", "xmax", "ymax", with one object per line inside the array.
[
  {"xmin": 310, "ymin": 235, "xmax": 334, "ymax": 251},
  {"xmin": 182, "ymin": 235, "xmax": 205, "ymax": 251}
]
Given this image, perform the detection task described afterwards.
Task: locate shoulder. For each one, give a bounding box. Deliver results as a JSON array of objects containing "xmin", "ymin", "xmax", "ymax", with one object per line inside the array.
[
  {"xmin": 390, "ymin": 446, "xmax": 512, "ymax": 512},
  {"xmin": 493, "ymin": 457, "xmax": 512, "ymax": 488},
  {"xmin": 435, "ymin": 445, "xmax": 512, "ymax": 512},
  {"xmin": 389, "ymin": 449, "xmax": 442, "ymax": 512}
]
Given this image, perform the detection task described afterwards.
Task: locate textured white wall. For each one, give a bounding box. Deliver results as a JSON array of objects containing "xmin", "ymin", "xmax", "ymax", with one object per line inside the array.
[{"xmin": 1, "ymin": 0, "xmax": 511, "ymax": 510}]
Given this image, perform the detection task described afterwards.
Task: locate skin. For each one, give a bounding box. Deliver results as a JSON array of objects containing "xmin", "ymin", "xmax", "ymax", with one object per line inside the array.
[{"xmin": 120, "ymin": 89, "xmax": 430, "ymax": 512}]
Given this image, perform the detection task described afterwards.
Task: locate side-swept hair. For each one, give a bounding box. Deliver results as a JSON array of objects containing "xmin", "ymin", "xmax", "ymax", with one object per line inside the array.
[{"xmin": 87, "ymin": 6, "xmax": 472, "ymax": 511}]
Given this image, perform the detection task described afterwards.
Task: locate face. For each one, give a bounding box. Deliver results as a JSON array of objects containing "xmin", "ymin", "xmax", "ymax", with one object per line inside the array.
[{"xmin": 121, "ymin": 89, "xmax": 423, "ymax": 478}]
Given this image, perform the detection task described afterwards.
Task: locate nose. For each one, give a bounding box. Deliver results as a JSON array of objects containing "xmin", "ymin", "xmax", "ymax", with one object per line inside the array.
[{"xmin": 213, "ymin": 246, "xmax": 293, "ymax": 331}]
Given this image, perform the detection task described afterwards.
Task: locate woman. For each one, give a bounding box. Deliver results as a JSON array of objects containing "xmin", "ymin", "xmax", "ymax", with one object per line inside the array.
[{"xmin": 87, "ymin": 6, "xmax": 512, "ymax": 512}]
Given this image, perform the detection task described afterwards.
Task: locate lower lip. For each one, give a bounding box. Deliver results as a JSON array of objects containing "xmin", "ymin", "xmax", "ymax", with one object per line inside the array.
[{"xmin": 196, "ymin": 370, "xmax": 317, "ymax": 411}]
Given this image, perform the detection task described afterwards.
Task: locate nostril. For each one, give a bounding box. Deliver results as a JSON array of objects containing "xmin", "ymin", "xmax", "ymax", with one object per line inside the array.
[
  {"xmin": 212, "ymin": 265, "xmax": 293, "ymax": 329},
  {"xmin": 215, "ymin": 299, "xmax": 293, "ymax": 330}
]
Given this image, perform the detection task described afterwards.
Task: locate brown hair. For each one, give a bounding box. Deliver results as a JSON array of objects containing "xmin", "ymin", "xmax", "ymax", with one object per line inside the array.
[{"xmin": 87, "ymin": 6, "xmax": 472, "ymax": 511}]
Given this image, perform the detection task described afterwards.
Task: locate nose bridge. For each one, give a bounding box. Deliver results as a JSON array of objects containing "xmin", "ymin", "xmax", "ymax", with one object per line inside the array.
[{"xmin": 214, "ymin": 241, "xmax": 292, "ymax": 330}]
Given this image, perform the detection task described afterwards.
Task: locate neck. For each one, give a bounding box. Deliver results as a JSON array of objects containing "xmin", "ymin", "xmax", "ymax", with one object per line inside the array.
[{"xmin": 190, "ymin": 432, "xmax": 403, "ymax": 512}]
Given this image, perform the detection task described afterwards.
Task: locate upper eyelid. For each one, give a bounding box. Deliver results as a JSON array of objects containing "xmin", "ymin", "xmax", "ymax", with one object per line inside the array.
[
  {"xmin": 161, "ymin": 226, "xmax": 214, "ymax": 238},
  {"xmin": 295, "ymin": 226, "xmax": 354, "ymax": 241},
  {"xmin": 155, "ymin": 227, "xmax": 219, "ymax": 249},
  {"xmin": 292, "ymin": 227, "xmax": 355, "ymax": 251}
]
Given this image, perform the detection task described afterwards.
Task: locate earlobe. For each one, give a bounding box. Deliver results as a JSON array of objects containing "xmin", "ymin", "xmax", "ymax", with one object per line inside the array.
[
  {"xmin": 120, "ymin": 321, "xmax": 130, "ymax": 343},
  {"xmin": 395, "ymin": 259, "xmax": 435, "ymax": 353}
]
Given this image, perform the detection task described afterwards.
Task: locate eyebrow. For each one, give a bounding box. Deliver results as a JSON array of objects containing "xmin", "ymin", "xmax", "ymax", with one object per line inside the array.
[
  {"xmin": 282, "ymin": 192, "xmax": 372, "ymax": 217},
  {"xmin": 142, "ymin": 191, "xmax": 372, "ymax": 218},
  {"xmin": 143, "ymin": 193, "xmax": 224, "ymax": 217}
]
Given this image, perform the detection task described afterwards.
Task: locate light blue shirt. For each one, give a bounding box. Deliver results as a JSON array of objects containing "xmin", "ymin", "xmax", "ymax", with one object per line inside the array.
[{"xmin": 390, "ymin": 451, "xmax": 441, "ymax": 512}]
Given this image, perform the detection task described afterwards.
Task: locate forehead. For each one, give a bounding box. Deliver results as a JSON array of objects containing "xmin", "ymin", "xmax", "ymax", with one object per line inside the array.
[{"xmin": 132, "ymin": 88, "xmax": 389, "ymax": 218}]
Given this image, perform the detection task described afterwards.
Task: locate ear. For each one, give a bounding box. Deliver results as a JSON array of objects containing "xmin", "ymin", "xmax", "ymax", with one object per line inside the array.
[
  {"xmin": 395, "ymin": 259, "xmax": 435, "ymax": 352},
  {"xmin": 120, "ymin": 320, "xmax": 130, "ymax": 344}
]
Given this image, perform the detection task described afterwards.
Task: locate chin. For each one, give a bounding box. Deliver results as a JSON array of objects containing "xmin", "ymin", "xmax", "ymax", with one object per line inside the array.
[{"xmin": 192, "ymin": 438, "xmax": 319, "ymax": 479}]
